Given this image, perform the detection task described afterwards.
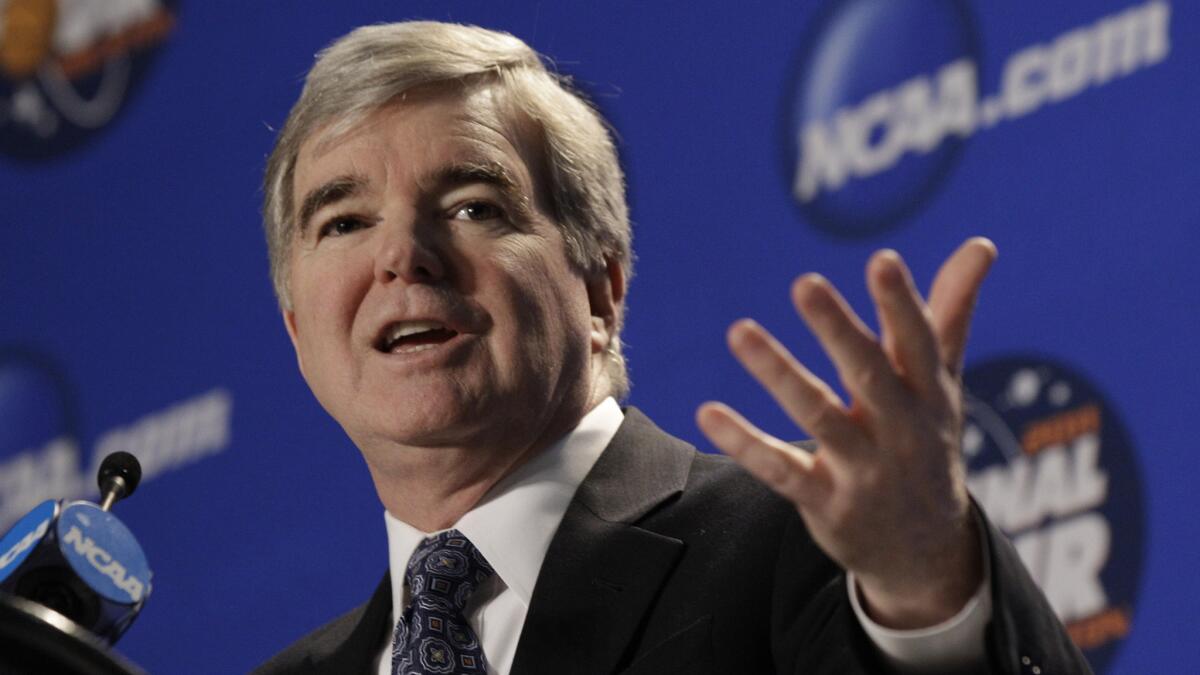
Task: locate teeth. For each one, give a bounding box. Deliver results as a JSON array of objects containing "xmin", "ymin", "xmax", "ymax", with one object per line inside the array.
[
  {"xmin": 376, "ymin": 319, "xmax": 451, "ymax": 353},
  {"xmin": 394, "ymin": 343, "xmax": 440, "ymax": 354},
  {"xmin": 387, "ymin": 320, "xmax": 445, "ymax": 343}
]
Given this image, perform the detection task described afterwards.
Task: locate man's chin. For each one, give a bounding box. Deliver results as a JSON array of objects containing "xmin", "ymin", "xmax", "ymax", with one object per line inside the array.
[{"xmin": 349, "ymin": 402, "xmax": 507, "ymax": 451}]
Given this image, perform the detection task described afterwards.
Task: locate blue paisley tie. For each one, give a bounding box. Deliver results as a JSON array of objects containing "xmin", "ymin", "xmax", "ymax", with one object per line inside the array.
[{"xmin": 392, "ymin": 530, "xmax": 495, "ymax": 674}]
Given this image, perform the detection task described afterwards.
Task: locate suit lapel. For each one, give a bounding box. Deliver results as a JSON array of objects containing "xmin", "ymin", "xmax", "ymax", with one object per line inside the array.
[
  {"xmin": 510, "ymin": 407, "xmax": 694, "ymax": 675},
  {"xmin": 304, "ymin": 572, "xmax": 393, "ymax": 675}
]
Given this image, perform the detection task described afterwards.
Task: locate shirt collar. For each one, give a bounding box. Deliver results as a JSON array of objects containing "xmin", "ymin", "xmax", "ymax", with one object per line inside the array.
[{"xmin": 384, "ymin": 397, "xmax": 624, "ymax": 615}]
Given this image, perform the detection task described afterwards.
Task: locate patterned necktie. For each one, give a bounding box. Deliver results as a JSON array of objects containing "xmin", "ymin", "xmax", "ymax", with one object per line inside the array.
[{"xmin": 392, "ymin": 529, "xmax": 495, "ymax": 675}]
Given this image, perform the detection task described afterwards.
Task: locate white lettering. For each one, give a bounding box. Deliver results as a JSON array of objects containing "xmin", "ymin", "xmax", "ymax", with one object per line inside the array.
[
  {"xmin": 1014, "ymin": 513, "xmax": 1111, "ymax": 622},
  {"xmin": 1002, "ymin": 45, "xmax": 1049, "ymax": 119},
  {"xmin": 795, "ymin": 120, "xmax": 850, "ymax": 202},
  {"xmin": 0, "ymin": 438, "xmax": 82, "ymax": 529},
  {"xmin": 1093, "ymin": 1, "xmax": 1171, "ymax": 84},
  {"xmin": 86, "ymin": 543, "xmax": 113, "ymax": 567},
  {"xmin": 970, "ymin": 450, "xmax": 1032, "ymax": 532},
  {"xmin": 61, "ymin": 525, "xmax": 145, "ymax": 602},
  {"xmin": 91, "ymin": 388, "xmax": 232, "ymax": 484},
  {"xmin": 1048, "ymin": 28, "xmax": 1092, "ymax": 102},
  {"xmin": 967, "ymin": 432, "xmax": 1108, "ymax": 532},
  {"xmin": 792, "ymin": 1, "xmax": 1172, "ymax": 201},
  {"xmin": 843, "ymin": 89, "xmax": 902, "ymax": 178},
  {"xmin": 62, "ymin": 523, "xmax": 90, "ymax": 554},
  {"xmin": 0, "ymin": 518, "xmax": 50, "ymax": 569},
  {"xmin": 0, "ymin": 389, "xmax": 230, "ymax": 534},
  {"xmin": 1066, "ymin": 433, "xmax": 1108, "ymax": 512},
  {"xmin": 893, "ymin": 77, "xmax": 940, "ymax": 153},
  {"xmin": 794, "ymin": 59, "xmax": 977, "ymax": 201},
  {"xmin": 100, "ymin": 558, "xmax": 143, "ymax": 600},
  {"xmin": 1002, "ymin": 1, "xmax": 1170, "ymax": 120},
  {"xmin": 934, "ymin": 59, "xmax": 978, "ymax": 139}
]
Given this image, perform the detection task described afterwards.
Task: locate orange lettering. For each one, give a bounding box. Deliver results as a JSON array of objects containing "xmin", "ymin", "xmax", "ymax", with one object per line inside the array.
[
  {"xmin": 1066, "ymin": 606, "xmax": 1131, "ymax": 650},
  {"xmin": 1021, "ymin": 405, "xmax": 1101, "ymax": 454}
]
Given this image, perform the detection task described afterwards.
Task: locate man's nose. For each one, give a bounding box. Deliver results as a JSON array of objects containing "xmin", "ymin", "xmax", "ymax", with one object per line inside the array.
[{"xmin": 374, "ymin": 221, "xmax": 446, "ymax": 284}]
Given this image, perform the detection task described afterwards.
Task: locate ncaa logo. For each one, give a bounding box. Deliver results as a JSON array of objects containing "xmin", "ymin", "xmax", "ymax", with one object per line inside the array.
[
  {"xmin": 787, "ymin": 0, "xmax": 1171, "ymax": 236},
  {"xmin": 0, "ymin": 0, "xmax": 177, "ymax": 160},
  {"xmin": 962, "ymin": 355, "xmax": 1144, "ymax": 674},
  {"xmin": 787, "ymin": 0, "xmax": 980, "ymax": 236}
]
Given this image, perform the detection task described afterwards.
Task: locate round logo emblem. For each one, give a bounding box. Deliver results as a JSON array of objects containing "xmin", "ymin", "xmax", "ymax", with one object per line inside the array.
[
  {"xmin": 0, "ymin": 0, "xmax": 177, "ymax": 160},
  {"xmin": 963, "ymin": 355, "xmax": 1143, "ymax": 673},
  {"xmin": 787, "ymin": 0, "xmax": 980, "ymax": 235},
  {"xmin": 57, "ymin": 501, "xmax": 151, "ymax": 604}
]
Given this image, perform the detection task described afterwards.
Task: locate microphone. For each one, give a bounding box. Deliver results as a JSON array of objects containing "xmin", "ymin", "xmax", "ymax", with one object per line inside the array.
[
  {"xmin": 98, "ymin": 451, "xmax": 142, "ymax": 512},
  {"xmin": 0, "ymin": 452, "xmax": 153, "ymax": 645}
]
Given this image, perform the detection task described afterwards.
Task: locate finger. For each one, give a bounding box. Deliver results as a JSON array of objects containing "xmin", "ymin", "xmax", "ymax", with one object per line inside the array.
[
  {"xmin": 791, "ymin": 274, "xmax": 912, "ymax": 420},
  {"xmin": 867, "ymin": 250, "xmax": 941, "ymax": 394},
  {"xmin": 726, "ymin": 319, "xmax": 869, "ymax": 455},
  {"xmin": 696, "ymin": 401, "xmax": 826, "ymax": 507},
  {"xmin": 927, "ymin": 238, "xmax": 998, "ymax": 375}
]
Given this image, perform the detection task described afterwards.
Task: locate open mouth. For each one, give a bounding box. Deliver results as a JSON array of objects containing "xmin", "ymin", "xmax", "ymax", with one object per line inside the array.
[{"xmin": 375, "ymin": 320, "xmax": 460, "ymax": 354}]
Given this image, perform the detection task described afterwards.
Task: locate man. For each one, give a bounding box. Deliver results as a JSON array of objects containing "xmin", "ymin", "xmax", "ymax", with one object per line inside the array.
[{"xmin": 255, "ymin": 21, "xmax": 1089, "ymax": 675}]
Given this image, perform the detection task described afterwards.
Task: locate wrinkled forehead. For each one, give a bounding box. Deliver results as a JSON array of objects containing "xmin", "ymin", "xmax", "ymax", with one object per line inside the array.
[{"xmin": 291, "ymin": 81, "xmax": 550, "ymax": 215}]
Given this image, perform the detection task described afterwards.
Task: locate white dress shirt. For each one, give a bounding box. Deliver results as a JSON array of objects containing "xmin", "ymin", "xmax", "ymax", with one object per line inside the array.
[{"xmin": 374, "ymin": 398, "xmax": 989, "ymax": 674}]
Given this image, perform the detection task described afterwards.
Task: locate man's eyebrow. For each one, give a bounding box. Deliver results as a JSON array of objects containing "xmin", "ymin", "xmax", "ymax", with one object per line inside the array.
[
  {"xmin": 431, "ymin": 161, "xmax": 537, "ymax": 222},
  {"xmin": 433, "ymin": 162, "xmax": 517, "ymax": 190},
  {"xmin": 296, "ymin": 174, "xmax": 369, "ymax": 234}
]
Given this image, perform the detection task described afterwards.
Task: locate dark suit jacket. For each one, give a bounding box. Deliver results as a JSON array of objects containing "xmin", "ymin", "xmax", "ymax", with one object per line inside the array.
[{"xmin": 254, "ymin": 407, "xmax": 1090, "ymax": 674}]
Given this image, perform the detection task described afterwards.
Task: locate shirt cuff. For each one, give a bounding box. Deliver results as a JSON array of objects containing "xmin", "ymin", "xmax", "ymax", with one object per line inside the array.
[{"xmin": 846, "ymin": 511, "xmax": 993, "ymax": 673}]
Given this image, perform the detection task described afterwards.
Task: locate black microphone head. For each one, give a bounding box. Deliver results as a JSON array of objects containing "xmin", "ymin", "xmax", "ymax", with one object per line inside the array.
[{"xmin": 97, "ymin": 452, "xmax": 142, "ymax": 498}]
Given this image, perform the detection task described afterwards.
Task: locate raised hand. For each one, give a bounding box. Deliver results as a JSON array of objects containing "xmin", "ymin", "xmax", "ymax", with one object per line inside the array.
[{"xmin": 696, "ymin": 238, "xmax": 997, "ymax": 628}]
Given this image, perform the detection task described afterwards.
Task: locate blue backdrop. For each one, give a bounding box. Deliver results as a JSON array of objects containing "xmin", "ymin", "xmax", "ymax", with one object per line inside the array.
[{"xmin": 1, "ymin": 1, "xmax": 1195, "ymax": 672}]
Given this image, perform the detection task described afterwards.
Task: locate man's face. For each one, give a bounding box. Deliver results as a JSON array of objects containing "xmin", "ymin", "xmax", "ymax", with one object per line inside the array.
[{"xmin": 284, "ymin": 84, "xmax": 613, "ymax": 457}]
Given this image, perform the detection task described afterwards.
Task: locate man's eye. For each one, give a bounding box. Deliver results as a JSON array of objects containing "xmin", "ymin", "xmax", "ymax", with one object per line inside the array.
[
  {"xmin": 317, "ymin": 216, "xmax": 368, "ymax": 239},
  {"xmin": 451, "ymin": 201, "xmax": 505, "ymax": 222}
]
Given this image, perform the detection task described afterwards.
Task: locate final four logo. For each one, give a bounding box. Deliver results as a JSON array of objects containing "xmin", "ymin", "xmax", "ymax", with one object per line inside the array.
[
  {"xmin": 0, "ymin": 0, "xmax": 177, "ymax": 160},
  {"xmin": 962, "ymin": 355, "xmax": 1144, "ymax": 674}
]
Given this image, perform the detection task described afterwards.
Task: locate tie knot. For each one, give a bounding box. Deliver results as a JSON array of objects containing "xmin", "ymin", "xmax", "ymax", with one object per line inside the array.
[{"xmin": 405, "ymin": 530, "xmax": 494, "ymax": 611}]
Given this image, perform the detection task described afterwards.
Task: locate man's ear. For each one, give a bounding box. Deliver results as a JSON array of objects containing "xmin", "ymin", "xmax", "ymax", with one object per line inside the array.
[
  {"xmin": 586, "ymin": 256, "xmax": 626, "ymax": 354},
  {"xmin": 282, "ymin": 308, "xmax": 307, "ymax": 375}
]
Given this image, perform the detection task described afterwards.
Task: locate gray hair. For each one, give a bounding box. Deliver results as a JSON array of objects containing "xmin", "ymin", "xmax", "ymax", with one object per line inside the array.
[{"xmin": 262, "ymin": 21, "xmax": 633, "ymax": 398}]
